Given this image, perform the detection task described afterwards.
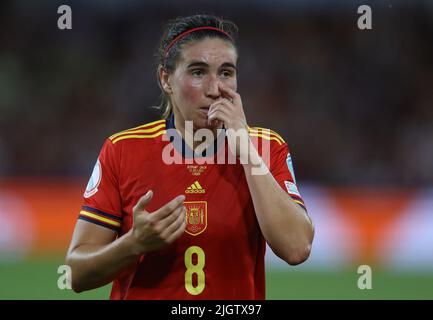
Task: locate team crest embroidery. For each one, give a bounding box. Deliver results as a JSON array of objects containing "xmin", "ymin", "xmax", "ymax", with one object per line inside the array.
[
  {"xmin": 84, "ymin": 159, "xmax": 102, "ymax": 198},
  {"xmin": 184, "ymin": 201, "xmax": 207, "ymax": 236}
]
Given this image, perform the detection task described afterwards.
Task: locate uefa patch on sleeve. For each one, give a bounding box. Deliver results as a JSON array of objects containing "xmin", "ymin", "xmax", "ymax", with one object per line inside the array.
[
  {"xmin": 284, "ymin": 181, "xmax": 301, "ymax": 197},
  {"xmin": 84, "ymin": 159, "xmax": 102, "ymax": 198},
  {"xmin": 286, "ymin": 154, "xmax": 297, "ymax": 183}
]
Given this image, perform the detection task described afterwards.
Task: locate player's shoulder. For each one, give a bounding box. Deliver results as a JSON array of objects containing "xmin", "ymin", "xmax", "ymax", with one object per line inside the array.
[
  {"xmin": 247, "ymin": 125, "xmax": 286, "ymax": 146},
  {"xmin": 107, "ymin": 119, "xmax": 166, "ymax": 145}
]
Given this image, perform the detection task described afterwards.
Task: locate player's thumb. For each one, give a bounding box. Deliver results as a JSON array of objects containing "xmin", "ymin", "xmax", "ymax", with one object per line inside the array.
[{"xmin": 133, "ymin": 190, "xmax": 153, "ymax": 217}]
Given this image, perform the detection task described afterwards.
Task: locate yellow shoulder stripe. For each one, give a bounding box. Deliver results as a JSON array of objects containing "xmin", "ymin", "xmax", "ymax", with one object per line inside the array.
[
  {"xmin": 248, "ymin": 132, "xmax": 283, "ymax": 145},
  {"xmin": 109, "ymin": 123, "xmax": 166, "ymax": 141},
  {"xmin": 109, "ymin": 119, "xmax": 165, "ymax": 140},
  {"xmin": 111, "ymin": 129, "xmax": 166, "ymax": 144},
  {"xmin": 248, "ymin": 127, "xmax": 285, "ymax": 143}
]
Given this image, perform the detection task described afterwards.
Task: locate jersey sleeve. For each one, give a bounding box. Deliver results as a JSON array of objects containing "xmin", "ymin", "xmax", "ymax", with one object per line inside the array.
[
  {"xmin": 79, "ymin": 138, "xmax": 123, "ymax": 232},
  {"xmin": 270, "ymin": 142, "xmax": 307, "ymax": 212}
]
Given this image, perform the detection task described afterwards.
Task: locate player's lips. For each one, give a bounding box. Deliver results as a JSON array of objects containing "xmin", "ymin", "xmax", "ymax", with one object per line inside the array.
[{"xmin": 199, "ymin": 107, "xmax": 210, "ymax": 114}]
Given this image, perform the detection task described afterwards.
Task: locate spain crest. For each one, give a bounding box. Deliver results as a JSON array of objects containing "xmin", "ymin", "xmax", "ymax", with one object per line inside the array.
[{"xmin": 184, "ymin": 201, "xmax": 207, "ymax": 236}]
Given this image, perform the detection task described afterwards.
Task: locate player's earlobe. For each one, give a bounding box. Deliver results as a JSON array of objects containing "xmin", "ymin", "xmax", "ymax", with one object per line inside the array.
[{"xmin": 159, "ymin": 66, "xmax": 173, "ymax": 94}]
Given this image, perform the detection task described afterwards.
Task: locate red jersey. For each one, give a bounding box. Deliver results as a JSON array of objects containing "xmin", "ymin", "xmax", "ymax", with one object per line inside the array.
[{"xmin": 78, "ymin": 115, "xmax": 306, "ymax": 300}]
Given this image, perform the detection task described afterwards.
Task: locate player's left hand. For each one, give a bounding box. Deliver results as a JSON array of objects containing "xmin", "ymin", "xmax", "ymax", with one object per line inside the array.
[{"xmin": 207, "ymin": 83, "xmax": 250, "ymax": 158}]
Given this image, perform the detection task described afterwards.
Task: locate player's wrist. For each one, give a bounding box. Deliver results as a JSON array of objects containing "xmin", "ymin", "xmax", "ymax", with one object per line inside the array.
[{"xmin": 123, "ymin": 229, "xmax": 147, "ymax": 257}]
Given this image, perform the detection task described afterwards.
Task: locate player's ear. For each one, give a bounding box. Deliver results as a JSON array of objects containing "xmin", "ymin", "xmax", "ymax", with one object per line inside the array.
[{"xmin": 159, "ymin": 65, "xmax": 173, "ymax": 94}]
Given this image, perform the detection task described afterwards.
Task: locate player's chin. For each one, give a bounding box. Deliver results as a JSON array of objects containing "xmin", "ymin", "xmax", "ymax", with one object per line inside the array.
[{"xmin": 193, "ymin": 112, "xmax": 212, "ymax": 129}]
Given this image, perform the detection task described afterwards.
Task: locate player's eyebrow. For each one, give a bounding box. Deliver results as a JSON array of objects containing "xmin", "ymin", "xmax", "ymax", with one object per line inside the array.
[
  {"xmin": 220, "ymin": 62, "xmax": 237, "ymax": 70},
  {"xmin": 186, "ymin": 61, "xmax": 237, "ymax": 70},
  {"xmin": 186, "ymin": 61, "xmax": 208, "ymax": 68}
]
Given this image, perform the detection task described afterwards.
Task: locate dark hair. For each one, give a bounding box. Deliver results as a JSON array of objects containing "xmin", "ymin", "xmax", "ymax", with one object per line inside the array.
[{"xmin": 155, "ymin": 14, "xmax": 239, "ymax": 119}]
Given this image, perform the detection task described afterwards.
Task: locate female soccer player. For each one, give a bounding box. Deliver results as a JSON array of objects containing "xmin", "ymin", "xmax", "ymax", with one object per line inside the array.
[{"xmin": 66, "ymin": 14, "xmax": 314, "ymax": 299}]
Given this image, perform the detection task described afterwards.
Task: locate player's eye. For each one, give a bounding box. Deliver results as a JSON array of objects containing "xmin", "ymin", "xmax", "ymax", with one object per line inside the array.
[
  {"xmin": 191, "ymin": 69, "xmax": 204, "ymax": 77},
  {"xmin": 220, "ymin": 69, "xmax": 235, "ymax": 78}
]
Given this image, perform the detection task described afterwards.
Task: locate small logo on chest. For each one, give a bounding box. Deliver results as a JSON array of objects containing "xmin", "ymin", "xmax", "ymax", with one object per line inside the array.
[
  {"xmin": 185, "ymin": 181, "xmax": 206, "ymax": 194},
  {"xmin": 184, "ymin": 201, "xmax": 207, "ymax": 236}
]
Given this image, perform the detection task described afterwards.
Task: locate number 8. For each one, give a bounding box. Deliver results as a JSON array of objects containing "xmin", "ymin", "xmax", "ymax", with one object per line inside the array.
[{"xmin": 184, "ymin": 246, "xmax": 205, "ymax": 295}]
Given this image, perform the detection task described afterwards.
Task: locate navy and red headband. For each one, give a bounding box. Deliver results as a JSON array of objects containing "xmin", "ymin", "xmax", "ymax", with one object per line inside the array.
[{"xmin": 163, "ymin": 26, "xmax": 234, "ymax": 60}]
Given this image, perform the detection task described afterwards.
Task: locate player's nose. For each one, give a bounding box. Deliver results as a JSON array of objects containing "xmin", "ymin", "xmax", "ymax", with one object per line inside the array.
[{"xmin": 205, "ymin": 75, "xmax": 221, "ymax": 99}]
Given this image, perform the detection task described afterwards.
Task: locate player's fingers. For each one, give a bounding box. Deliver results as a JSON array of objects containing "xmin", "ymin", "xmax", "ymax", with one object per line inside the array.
[
  {"xmin": 209, "ymin": 98, "xmax": 228, "ymax": 113},
  {"xmin": 158, "ymin": 204, "xmax": 184, "ymax": 231},
  {"xmin": 165, "ymin": 216, "xmax": 187, "ymax": 244},
  {"xmin": 152, "ymin": 195, "xmax": 185, "ymax": 221},
  {"xmin": 159, "ymin": 206, "xmax": 186, "ymax": 240},
  {"xmin": 148, "ymin": 215, "xmax": 183, "ymax": 244},
  {"xmin": 209, "ymin": 102, "xmax": 231, "ymax": 116},
  {"xmin": 218, "ymin": 82, "xmax": 241, "ymax": 105},
  {"xmin": 208, "ymin": 110, "xmax": 229, "ymax": 126},
  {"xmin": 208, "ymin": 99, "xmax": 233, "ymax": 115},
  {"xmin": 219, "ymin": 98, "xmax": 234, "ymax": 106},
  {"xmin": 133, "ymin": 190, "xmax": 153, "ymax": 218}
]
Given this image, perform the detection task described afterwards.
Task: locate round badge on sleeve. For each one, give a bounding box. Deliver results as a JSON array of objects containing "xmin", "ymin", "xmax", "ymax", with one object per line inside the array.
[
  {"xmin": 286, "ymin": 154, "xmax": 297, "ymax": 184},
  {"xmin": 84, "ymin": 159, "xmax": 102, "ymax": 198}
]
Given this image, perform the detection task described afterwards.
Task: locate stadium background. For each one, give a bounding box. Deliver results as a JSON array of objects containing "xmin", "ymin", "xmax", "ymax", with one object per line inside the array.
[{"xmin": 1, "ymin": 0, "xmax": 432, "ymax": 299}]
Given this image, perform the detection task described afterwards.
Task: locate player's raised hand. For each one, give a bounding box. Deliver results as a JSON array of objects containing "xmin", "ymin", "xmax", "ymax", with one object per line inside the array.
[
  {"xmin": 208, "ymin": 83, "xmax": 250, "ymax": 159},
  {"xmin": 207, "ymin": 82, "xmax": 247, "ymax": 131},
  {"xmin": 130, "ymin": 190, "xmax": 186, "ymax": 253}
]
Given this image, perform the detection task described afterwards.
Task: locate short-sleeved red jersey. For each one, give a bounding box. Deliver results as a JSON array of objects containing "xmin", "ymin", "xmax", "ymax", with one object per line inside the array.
[{"xmin": 78, "ymin": 115, "xmax": 306, "ymax": 300}]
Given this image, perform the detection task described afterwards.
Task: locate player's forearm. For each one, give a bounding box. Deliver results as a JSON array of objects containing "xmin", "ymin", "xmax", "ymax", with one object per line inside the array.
[
  {"xmin": 243, "ymin": 147, "xmax": 314, "ymax": 265},
  {"xmin": 245, "ymin": 169, "xmax": 314, "ymax": 265},
  {"xmin": 66, "ymin": 230, "xmax": 140, "ymax": 292}
]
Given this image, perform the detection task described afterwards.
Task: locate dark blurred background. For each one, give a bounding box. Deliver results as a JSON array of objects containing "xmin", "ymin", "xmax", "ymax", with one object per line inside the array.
[
  {"xmin": 1, "ymin": 0, "xmax": 433, "ymax": 300},
  {"xmin": 1, "ymin": 0, "xmax": 432, "ymax": 186}
]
